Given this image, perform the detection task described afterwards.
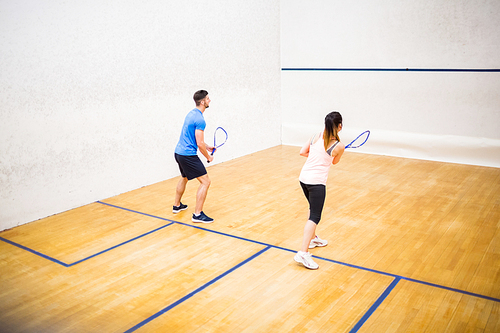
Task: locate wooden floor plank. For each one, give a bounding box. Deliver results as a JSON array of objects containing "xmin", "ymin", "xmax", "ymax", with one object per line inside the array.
[
  {"xmin": 359, "ymin": 280, "xmax": 500, "ymax": 333},
  {"xmin": 1, "ymin": 145, "xmax": 499, "ymax": 332},
  {"xmin": 0, "ymin": 225, "xmax": 266, "ymax": 332},
  {"xmin": 0, "ymin": 202, "xmax": 169, "ymax": 264},
  {"xmin": 134, "ymin": 249, "xmax": 395, "ymax": 333}
]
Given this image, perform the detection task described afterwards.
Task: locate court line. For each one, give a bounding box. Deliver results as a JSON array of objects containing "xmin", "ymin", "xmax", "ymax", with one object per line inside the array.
[
  {"xmin": 0, "ymin": 236, "xmax": 69, "ymax": 267},
  {"xmin": 282, "ymin": 67, "xmax": 500, "ymax": 72},
  {"xmin": 174, "ymin": 217, "xmax": 500, "ymax": 304},
  {"xmin": 96, "ymin": 202, "xmax": 500, "ymax": 303},
  {"xmin": 2, "ymin": 201, "xmax": 499, "ymax": 306},
  {"xmin": 2, "ymin": 201, "xmax": 499, "ymax": 332},
  {"xmin": 97, "ymin": 202, "xmax": 300, "ymax": 255},
  {"xmin": 0, "ymin": 222, "xmax": 175, "ymax": 267},
  {"xmin": 68, "ymin": 222, "xmax": 175, "ymax": 267},
  {"xmin": 313, "ymin": 255, "xmax": 396, "ymax": 278},
  {"xmin": 400, "ymin": 277, "xmax": 500, "ymax": 303},
  {"xmin": 349, "ymin": 277, "xmax": 402, "ymax": 333},
  {"xmin": 100, "ymin": 202, "xmax": 498, "ymax": 332},
  {"xmin": 124, "ymin": 246, "xmax": 271, "ymax": 333}
]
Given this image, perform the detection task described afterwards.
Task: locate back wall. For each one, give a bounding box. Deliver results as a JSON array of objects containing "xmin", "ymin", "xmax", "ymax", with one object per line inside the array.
[
  {"xmin": 0, "ymin": 0, "xmax": 281, "ymax": 231},
  {"xmin": 281, "ymin": 0, "xmax": 500, "ymax": 167}
]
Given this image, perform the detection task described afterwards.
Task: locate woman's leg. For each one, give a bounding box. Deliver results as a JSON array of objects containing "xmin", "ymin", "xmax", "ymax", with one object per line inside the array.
[
  {"xmin": 295, "ymin": 183, "xmax": 326, "ymax": 269},
  {"xmin": 300, "ymin": 220, "xmax": 317, "ymax": 252}
]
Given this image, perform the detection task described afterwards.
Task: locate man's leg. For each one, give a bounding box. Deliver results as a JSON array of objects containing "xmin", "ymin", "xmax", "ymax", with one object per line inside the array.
[
  {"xmin": 174, "ymin": 177, "xmax": 188, "ymax": 206},
  {"xmin": 194, "ymin": 174, "xmax": 211, "ymax": 215}
]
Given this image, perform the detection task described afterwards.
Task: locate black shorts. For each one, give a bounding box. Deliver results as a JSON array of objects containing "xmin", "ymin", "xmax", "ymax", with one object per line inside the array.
[
  {"xmin": 300, "ymin": 182, "xmax": 326, "ymax": 224},
  {"xmin": 175, "ymin": 153, "xmax": 207, "ymax": 180}
]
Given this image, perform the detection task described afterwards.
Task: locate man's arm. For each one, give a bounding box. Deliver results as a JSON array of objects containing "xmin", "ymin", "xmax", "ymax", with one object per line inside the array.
[{"xmin": 196, "ymin": 129, "xmax": 213, "ymax": 162}]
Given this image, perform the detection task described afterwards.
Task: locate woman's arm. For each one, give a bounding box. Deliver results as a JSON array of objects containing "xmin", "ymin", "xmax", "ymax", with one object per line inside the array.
[
  {"xmin": 331, "ymin": 142, "xmax": 345, "ymax": 165},
  {"xmin": 300, "ymin": 133, "xmax": 322, "ymax": 157},
  {"xmin": 299, "ymin": 140, "xmax": 310, "ymax": 157}
]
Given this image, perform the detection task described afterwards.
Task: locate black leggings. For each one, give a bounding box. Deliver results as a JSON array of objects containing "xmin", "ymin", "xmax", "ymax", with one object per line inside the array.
[{"xmin": 300, "ymin": 182, "xmax": 326, "ymax": 224}]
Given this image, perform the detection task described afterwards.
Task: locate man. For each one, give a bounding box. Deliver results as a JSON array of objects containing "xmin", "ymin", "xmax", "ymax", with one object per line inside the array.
[{"xmin": 173, "ymin": 90, "xmax": 215, "ymax": 223}]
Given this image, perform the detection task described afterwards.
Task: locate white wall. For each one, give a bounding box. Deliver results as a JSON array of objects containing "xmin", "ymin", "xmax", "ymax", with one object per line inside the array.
[
  {"xmin": 0, "ymin": 0, "xmax": 281, "ymax": 231},
  {"xmin": 281, "ymin": 0, "xmax": 500, "ymax": 167}
]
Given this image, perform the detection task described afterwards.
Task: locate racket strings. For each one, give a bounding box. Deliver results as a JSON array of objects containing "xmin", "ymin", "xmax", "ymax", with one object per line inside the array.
[
  {"xmin": 210, "ymin": 127, "xmax": 228, "ymax": 157},
  {"xmin": 213, "ymin": 127, "xmax": 228, "ymax": 149},
  {"xmin": 345, "ymin": 130, "xmax": 370, "ymax": 149}
]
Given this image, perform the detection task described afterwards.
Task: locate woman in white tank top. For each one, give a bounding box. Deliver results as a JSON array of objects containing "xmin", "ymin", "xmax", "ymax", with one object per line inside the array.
[{"xmin": 294, "ymin": 111, "xmax": 345, "ymax": 270}]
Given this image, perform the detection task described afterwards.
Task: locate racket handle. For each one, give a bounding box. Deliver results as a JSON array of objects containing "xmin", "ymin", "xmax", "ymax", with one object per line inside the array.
[{"xmin": 207, "ymin": 151, "xmax": 215, "ymax": 163}]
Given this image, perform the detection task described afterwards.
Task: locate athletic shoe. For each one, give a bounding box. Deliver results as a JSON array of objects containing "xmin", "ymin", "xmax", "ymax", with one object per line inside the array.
[
  {"xmin": 294, "ymin": 251, "xmax": 319, "ymax": 270},
  {"xmin": 173, "ymin": 203, "xmax": 188, "ymax": 213},
  {"xmin": 309, "ymin": 235, "xmax": 328, "ymax": 249},
  {"xmin": 192, "ymin": 211, "xmax": 214, "ymax": 223}
]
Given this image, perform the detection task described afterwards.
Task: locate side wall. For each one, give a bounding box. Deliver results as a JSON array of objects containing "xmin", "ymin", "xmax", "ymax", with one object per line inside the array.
[
  {"xmin": 0, "ymin": 0, "xmax": 281, "ymax": 230},
  {"xmin": 281, "ymin": 0, "xmax": 500, "ymax": 167}
]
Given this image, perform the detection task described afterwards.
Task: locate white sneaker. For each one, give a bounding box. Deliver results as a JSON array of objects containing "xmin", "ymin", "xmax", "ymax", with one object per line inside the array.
[
  {"xmin": 294, "ymin": 251, "xmax": 319, "ymax": 270},
  {"xmin": 309, "ymin": 235, "xmax": 328, "ymax": 249}
]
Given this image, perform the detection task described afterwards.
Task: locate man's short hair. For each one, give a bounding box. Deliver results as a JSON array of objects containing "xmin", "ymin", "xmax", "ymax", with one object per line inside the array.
[{"xmin": 193, "ymin": 90, "xmax": 209, "ymax": 105}]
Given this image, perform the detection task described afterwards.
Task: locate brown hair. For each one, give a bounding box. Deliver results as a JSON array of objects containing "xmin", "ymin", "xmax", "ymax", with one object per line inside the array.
[
  {"xmin": 323, "ymin": 111, "xmax": 342, "ymax": 151},
  {"xmin": 193, "ymin": 90, "xmax": 209, "ymax": 106}
]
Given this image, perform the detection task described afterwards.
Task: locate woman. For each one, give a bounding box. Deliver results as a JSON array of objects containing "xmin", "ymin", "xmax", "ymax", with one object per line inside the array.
[{"xmin": 294, "ymin": 111, "xmax": 345, "ymax": 269}]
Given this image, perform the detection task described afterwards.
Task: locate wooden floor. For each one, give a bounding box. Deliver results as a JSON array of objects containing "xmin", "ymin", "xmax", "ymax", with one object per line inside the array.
[{"xmin": 1, "ymin": 145, "xmax": 499, "ymax": 332}]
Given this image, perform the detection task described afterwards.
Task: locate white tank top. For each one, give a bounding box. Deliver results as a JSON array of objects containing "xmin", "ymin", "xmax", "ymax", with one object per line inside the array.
[{"xmin": 299, "ymin": 135, "xmax": 339, "ymax": 185}]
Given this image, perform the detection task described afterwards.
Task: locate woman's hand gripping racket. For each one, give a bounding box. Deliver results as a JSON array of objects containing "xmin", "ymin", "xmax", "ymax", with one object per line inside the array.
[
  {"xmin": 345, "ymin": 130, "xmax": 370, "ymax": 149},
  {"xmin": 207, "ymin": 127, "xmax": 228, "ymax": 163}
]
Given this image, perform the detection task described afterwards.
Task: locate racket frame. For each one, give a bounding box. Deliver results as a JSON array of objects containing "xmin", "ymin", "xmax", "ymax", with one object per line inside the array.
[
  {"xmin": 211, "ymin": 126, "xmax": 228, "ymax": 155},
  {"xmin": 345, "ymin": 130, "xmax": 370, "ymax": 149}
]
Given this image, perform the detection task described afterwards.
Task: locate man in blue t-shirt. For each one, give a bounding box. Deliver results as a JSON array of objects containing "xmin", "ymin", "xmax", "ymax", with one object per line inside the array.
[{"xmin": 173, "ymin": 90, "xmax": 216, "ymax": 223}]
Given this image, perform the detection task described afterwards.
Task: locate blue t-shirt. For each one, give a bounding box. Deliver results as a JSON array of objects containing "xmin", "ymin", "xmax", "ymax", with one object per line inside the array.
[{"xmin": 175, "ymin": 108, "xmax": 206, "ymax": 156}]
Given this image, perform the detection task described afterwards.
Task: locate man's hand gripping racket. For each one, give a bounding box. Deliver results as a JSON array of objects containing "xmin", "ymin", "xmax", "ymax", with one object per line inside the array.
[{"xmin": 207, "ymin": 127, "xmax": 228, "ymax": 163}]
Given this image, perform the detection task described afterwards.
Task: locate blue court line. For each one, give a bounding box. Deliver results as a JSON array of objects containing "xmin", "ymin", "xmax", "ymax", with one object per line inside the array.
[
  {"xmin": 97, "ymin": 201, "xmax": 178, "ymax": 223},
  {"xmin": 349, "ymin": 277, "xmax": 402, "ymax": 333},
  {"xmin": 316, "ymin": 255, "xmax": 500, "ymax": 303},
  {"xmin": 124, "ymin": 246, "xmax": 271, "ymax": 333},
  {"xmin": 0, "ymin": 236, "xmax": 69, "ymax": 267},
  {"xmin": 282, "ymin": 67, "xmax": 500, "ymax": 72},
  {"xmin": 401, "ymin": 277, "xmax": 500, "ymax": 303},
  {"xmin": 314, "ymin": 255, "xmax": 397, "ymax": 278},
  {"xmin": 99, "ymin": 201, "xmax": 295, "ymax": 252},
  {"xmin": 2, "ymin": 201, "xmax": 499, "ymax": 332},
  {"xmin": 3, "ymin": 201, "xmax": 499, "ymax": 305},
  {"xmin": 98, "ymin": 202, "xmax": 500, "ymax": 304},
  {"xmin": 0, "ymin": 222, "xmax": 175, "ymax": 267},
  {"xmin": 68, "ymin": 222, "xmax": 175, "ymax": 266}
]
